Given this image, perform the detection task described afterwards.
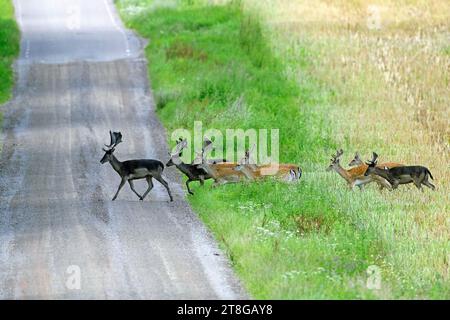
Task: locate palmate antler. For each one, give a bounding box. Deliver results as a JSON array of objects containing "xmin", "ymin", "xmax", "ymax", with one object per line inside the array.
[
  {"xmin": 366, "ymin": 152, "xmax": 379, "ymax": 165},
  {"xmin": 170, "ymin": 138, "xmax": 188, "ymax": 157},
  {"xmin": 105, "ymin": 130, "xmax": 123, "ymax": 149}
]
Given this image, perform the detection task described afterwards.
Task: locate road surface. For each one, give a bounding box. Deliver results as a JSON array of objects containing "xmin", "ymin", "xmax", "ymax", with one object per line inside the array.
[{"xmin": 0, "ymin": 0, "xmax": 245, "ymax": 299}]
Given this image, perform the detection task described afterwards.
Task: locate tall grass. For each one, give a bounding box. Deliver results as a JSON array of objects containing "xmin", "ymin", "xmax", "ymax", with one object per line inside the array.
[
  {"xmin": 117, "ymin": 0, "xmax": 449, "ymax": 299},
  {"xmin": 0, "ymin": 0, "xmax": 20, "ymax": 104}
]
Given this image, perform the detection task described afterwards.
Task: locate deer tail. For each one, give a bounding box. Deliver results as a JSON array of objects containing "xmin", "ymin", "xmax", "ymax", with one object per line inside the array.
[{"xmin": 426, "ymin": 168, "xmax": 434, "ymax": 180}]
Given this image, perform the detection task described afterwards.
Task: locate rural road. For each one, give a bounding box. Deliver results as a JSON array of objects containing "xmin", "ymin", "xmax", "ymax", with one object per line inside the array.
[{"xmin": 0, "ymin": 0, "xmax": 245, "ymax": 299}]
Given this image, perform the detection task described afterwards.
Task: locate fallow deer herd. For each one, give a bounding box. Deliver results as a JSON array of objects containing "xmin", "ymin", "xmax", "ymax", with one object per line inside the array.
[{"xmin": 100, "ymin": 131, "xmax": 435, "ymax": 201}]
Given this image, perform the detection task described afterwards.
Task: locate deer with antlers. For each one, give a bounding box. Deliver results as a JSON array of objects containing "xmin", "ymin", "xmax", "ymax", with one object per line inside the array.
[
  {"xmin": 326, "ymin": 149, "xmax": 392, "ymax": 190},
  {"xmin": 364, "ymin": 152, "xmax": 435, "ymax": 191},
  {"xmin": 348, "ymin": 152, "xmax": 403, "ymax": 170},
  {"xmin": 100, "ymin": 131, "xmax": 173, "ymax": 201},
  {"xmin": 165, "ymin": 138, "xmax": 215, "ymax": 195}
]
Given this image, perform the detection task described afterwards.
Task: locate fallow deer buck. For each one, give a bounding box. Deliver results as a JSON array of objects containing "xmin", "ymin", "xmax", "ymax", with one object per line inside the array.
[
  {"xmin": 326, "ymin": 149, "xmax": 392, "ymax": 190},
  {"xmin": 364, "ymin": 152, "xmax": 435, "ymax": 191},
  {"xmin": 100, "ymin": 131, "xmax": 173, "ymax": 201},
  {"xmin": 166, "ymin": 138, "xmax": 214, "ymax": 195},
  {"xmin": 349, "ymin": 152, "xmax": 403, "ymax": 169}
]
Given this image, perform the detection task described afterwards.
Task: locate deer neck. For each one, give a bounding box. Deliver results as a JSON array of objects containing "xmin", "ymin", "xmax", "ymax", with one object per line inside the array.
[
  {"xmin": 176, "ymin": 160, "xmax": 192, "ymax": 175},
  {"xmin": 332, "ymin": 164, "xmax": 353, "ymax": 183},
  {"xmin": 109, "ymin": 155, "xmax": 123, "ymax": 175}
]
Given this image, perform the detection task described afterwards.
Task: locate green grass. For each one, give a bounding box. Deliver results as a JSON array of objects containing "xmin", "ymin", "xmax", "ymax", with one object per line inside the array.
[
  {"xmin": 0, "ymin": 0, "xmax": 20, "ymax": 104},
  {"xmin": 117, "ymin": 0, "xmax": 450, "ymax": 299}
]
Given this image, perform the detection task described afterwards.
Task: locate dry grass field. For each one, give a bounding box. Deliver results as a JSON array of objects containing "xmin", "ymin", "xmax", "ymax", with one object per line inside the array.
[{"xmin": 243, "ymin": 0, "xmax": 450, "ymax": 297}]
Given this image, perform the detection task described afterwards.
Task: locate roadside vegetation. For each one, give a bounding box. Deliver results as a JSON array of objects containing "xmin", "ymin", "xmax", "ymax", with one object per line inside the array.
[
  {"xmin": 117, "ymin": 0, "xmax": 449, "ymax": 299},
  {"xmin": 0, "ymin": 0, "xmax": 20, "ymax": 105}
]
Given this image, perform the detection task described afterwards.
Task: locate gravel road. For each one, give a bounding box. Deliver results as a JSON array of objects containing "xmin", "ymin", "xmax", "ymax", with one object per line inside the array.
[{"xmin": 0, "ymin": 0, "xmax": 245, "ymax": 299}]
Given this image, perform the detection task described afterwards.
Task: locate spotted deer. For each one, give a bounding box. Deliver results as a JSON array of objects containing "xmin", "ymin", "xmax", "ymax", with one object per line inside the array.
[
  {"xmin": 326, "ymin": 149, "xmax": 391, "ymax": 190},
  {"xmin": 233, "ymin": 148, "xmax": 301, "ymax": 182},
  {"xmin": 234, "ymin": 163, "xmax": 301, "ymax": 182},
  {"xmin": 195, "ymin": 141, "xmax": 252, "ymax": 186}
]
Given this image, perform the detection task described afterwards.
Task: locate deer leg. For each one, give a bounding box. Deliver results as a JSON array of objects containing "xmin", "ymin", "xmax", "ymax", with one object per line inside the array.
[
  {"xmin": 199, "ymin": 176, "xmax": 205, "ymax": 186},
  {"xmin": 413, "ymin": 178, "xmax": 423, "ymax": 191},
  {"xmin": 128, "ymin": 180, "xmax": 143, "ymax": 200},
  {"xmin": 380, "ymin": 179, "xmax": 392, "ymax": 191},
  {"xmin": 186, "ymin": 179, "xmax": 194, "ymax": 195},
  {"xmin": 391, "ymin": 180, "xmax": 400, "ymax": 190},
  {"xmin": 423, "ymin": 180, "xmax": 435, "ymax": 190},
  {"xmin": 154, "ymin": 175, "xmax": 174, "ymax": 202},
  {"xmin": 112, "ymin": 178, "xmax": 126, "ymax": 201},
  {"xmin": 141, "ymin": 176, "xmax": 154, "ymax": 200},
  {"xmin": 421, "ymin": 174, "xmax": 435, "ymax": 190},
  {"xmin": 212, "ymin": 179, "xmax": 227, "ymax": 187}
]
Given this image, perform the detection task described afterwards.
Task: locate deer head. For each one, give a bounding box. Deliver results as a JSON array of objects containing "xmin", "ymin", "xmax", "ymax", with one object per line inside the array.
[
  {"xmin": 326, "ymin": 149, "xmax": 344, "ymax": 171},
  {"xmin": 364, "ymin": 152, "xmax": 379, "ymax": 176},
  {"xmin": 100, "ymin": 147, "xmax": 116, "ymax": 164},
  {"xmin": 166, "ymin": 138, "xmax": 188, "ymax": 166},
  {"xmin": 348, "ymin": 152, "xmax": 363, "ymax": 167},
  {"xmin": 101, "ymin": 131, "xmax": 122, "ymax": 164}
]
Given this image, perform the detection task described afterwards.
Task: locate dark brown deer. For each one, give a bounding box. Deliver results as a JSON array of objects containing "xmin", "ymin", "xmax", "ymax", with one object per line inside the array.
[
  {"xmin": 364, "ymin": 152, "xmax": 435, "ymax": 191},
  {"xmin": 100, "ymin": 132, "xmax": 173, "ymax": 201},
  {"xmin": 166, "ymin": 138, "xmax": 213, "ymax": 195}
]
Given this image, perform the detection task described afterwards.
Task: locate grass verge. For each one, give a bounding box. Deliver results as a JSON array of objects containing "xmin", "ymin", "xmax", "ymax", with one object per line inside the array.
[
  {"xmin": 117, "ymin": 0, "xmax": 449, "ymax": 299},
  {"xmin": 0, "ymin": 0, "xmax": 20, "ymax": 105}
]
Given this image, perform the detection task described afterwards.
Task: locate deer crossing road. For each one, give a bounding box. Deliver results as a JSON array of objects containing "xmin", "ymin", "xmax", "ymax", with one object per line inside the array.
[{"xmin": 0, "ymin": 0, "xmax": 245, "ymax": 299}]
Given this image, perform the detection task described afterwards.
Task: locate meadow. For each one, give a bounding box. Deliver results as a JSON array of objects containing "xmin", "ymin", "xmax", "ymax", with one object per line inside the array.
[
  {"xmin": 117, "ymin": 0, "xmax": 449, "ymax": 299},
  {"xmin": 0, "ymin": 0, "xmax": 19, "ymax": 105}
]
